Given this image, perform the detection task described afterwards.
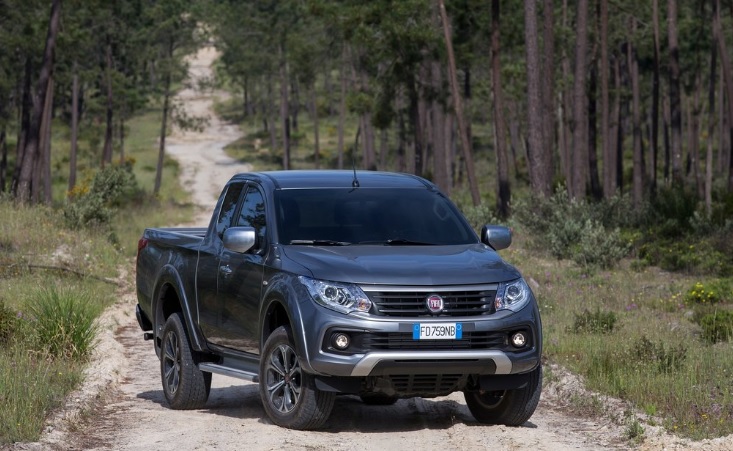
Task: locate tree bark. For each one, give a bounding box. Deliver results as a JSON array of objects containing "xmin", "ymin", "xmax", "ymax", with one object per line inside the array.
[
  {"xmin": 542, "ymin": 0, "xmax": 555, "ymax": 175},
  {"xmin": 0, "ymin": 130, "xmax": 6, "ymax": 193},
  {"xmin": 650, "ymin": 0, "xmax": 661, "ymax": 194},
  {"xmin": 438, "ymin": 0, "xmax": 480, "ymax": 205},
  {"xmin": 69, "ymin": 66, "xmax": 79, "ymax": 192},
  {"xmin": 628, "ymin": 27, "xmax": 645, "ymax": 207},
  {"xmin": 310, "ymin": 84, "xmax": 320, "ymax": 169},
  {"xmin": 570, "ymin": 0, "xmax": 589, "ymax": 199},
  {"xmin": 613, "ymin": 56, "xmax": 624, "ymax": 191},
  {"xmin": 706, "ymin": 1, "xmax": 719, "ymax": 215},
  {"xmin": 715, "ymin": 0, "xmax": 733, "ymax": 191},
  {"xmin": 12, "ymin": 58, "xmax": 32, "ymax": 196},
  {"xmin": 492, "ymin": 0, "xmax": 510, "ymax": 217},
  {"xmin": 337, "ymin": 54, "xmax": 346, "ymax": 170},
  {"xmin": 588, "ymin": 56, "xmax": 601, "ymax": 200},
  {"xmin": 524, "ymin": 0, "xmax": 551, "ymax": 197},
  {"xmin": 17, "ymin": 0, "xmax": 61, "ymax": 203},
  {"xmin": 154, "ymin": 70, "xmax": 171, "ymax": 195},
  {"xmin": 600, "ymin": 0, "xmax": 613, "ymax": 198},
  {"xmin": 668, "ymin": 0, "xmax": 684, "ymax": 186},
  {"xmin": 37, "ymin": 77, "xmax": 54, "ymax": 204},
  {"xmin": 102, "ymin": 41, "xmax": 114, "ymax": 167},
  {"xmin": 279, "ymin": 44, "xmax": 290, "ymax": 170}
]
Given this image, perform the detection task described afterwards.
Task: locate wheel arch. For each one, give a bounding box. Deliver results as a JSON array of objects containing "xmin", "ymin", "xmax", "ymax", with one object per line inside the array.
[{"xmin": 152, "ymin": 265, "xmax": 208, "ymax": 353}]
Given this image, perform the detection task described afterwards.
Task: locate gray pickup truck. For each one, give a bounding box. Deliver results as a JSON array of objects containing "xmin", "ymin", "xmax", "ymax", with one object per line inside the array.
[{"xmin": 135, "ymin": 170, "xmax": 542, "ymax": 430}]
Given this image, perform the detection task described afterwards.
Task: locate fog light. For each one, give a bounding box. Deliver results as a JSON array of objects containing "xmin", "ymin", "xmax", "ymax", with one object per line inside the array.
[
  {"xmin": 511, "ymin": 332, "xmax": 527, "ymax": 348},
  {"xmin": 332, "ymin": 333, "xmax": 350, "ymax": 350}
]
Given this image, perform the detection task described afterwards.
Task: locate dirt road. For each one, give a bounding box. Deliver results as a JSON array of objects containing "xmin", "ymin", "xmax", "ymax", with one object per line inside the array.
[{"xmin": 14, "ymin": 46, "xmax": 728, "ymax": 451}]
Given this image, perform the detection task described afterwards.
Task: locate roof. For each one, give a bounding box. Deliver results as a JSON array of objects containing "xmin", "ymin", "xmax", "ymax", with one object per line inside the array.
[{"xmin": 232, "ymin": 170, "xmax": 436, "ymax": 190}]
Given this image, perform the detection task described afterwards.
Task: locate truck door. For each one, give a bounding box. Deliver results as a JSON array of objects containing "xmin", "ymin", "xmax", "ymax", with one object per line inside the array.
[
  {"xmin": 197, "ymin": 182, "xmax": 245, "ymax": 345},
  {"xmin": 216, "ymin": 184, "xmax": 266, "ymax": 353}
]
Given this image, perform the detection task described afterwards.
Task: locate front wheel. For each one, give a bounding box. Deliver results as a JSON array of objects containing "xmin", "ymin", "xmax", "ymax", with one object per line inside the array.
[
  {"xmin": 259, "ymin": 326, "xmax": 335, "ymax": 430},
  {"xmin": 464, "ymin": 365, "xmax": 542, "ymax": 426},
  {"xmin": 160, "ymin": 312, "xmax": 211, "ymax": 409}
]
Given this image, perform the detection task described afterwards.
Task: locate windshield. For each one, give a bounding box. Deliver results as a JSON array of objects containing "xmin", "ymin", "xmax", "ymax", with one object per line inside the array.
[{"xmin": 275, "ymin": 188, "xmax": 477, "ymax": 245}]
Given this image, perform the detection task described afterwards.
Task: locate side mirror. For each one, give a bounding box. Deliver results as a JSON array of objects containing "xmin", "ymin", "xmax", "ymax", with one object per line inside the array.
[
  {"xmin": 223, "ymin": 227, "xmax": 257, "ymax": 254},
  {"xmin": 481, "ymin": 225, "xmax": 512, "ymax": 251}
]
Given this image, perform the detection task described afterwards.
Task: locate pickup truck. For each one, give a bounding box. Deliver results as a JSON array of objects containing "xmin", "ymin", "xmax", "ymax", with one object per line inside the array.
[{"xmin": 135, "ymin": 170, "xmax": 542, "ymax": 430}]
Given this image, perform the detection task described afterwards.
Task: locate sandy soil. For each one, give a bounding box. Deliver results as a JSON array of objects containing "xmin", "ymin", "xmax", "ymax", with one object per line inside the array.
[{"xmin": 10, "ymin": 46, "xmax": 733, "ymax": 451}]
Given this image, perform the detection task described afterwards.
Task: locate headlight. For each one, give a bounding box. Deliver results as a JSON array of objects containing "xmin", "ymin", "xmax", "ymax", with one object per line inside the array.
[
  {"xmin": 299, "ymin": 276, "xmax": 372, "ymax": 314},
  {"xmin": 494, "ymin": 278, "xmax": 531, "ymax": 312}
]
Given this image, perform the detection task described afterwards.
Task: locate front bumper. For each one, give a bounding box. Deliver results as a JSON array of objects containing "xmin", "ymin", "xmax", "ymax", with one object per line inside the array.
[{"xmin": 296, "ymin": 296, "xmax": 542, "ymax": 379}]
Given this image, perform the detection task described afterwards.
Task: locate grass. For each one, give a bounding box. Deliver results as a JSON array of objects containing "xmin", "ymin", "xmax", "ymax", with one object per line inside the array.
[
  {"xmin": 506, "ymin": 236, "xmax": 733, "ymax": 440},
  {"xmin": 0, "ymin": 101, "xmax": 193, "ymax": 444}
]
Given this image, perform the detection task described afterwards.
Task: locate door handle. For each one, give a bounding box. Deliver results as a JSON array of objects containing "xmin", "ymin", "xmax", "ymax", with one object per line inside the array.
[{"xmin": 219, "ymin": 265, "xmax": 233, "ymax": 277}]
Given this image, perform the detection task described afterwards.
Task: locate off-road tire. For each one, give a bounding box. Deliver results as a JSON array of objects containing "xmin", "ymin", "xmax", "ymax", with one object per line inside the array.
[
  {"xmin": 161, "ymin": 312, "xmax": 211, "ymax": 409},
  {"xmin": 464, "ymin": 365, "xmax": 542, "ymax": 426},
  {"xmin": 259, "ymin": 326, "xmax": 336, "ymax": 430}
]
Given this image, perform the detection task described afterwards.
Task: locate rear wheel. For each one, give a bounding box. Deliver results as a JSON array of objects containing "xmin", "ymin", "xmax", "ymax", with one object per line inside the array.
[
  {"xmin": 160, "ymin": 312, "xmax": 211, "ymax": 409},
  {"xmin": 464, "ymin": 365, "xmax": 542, "ymax": 426},
  {"xmin": 259, "ymin": 326, "xmax": 335, "ymax": 430}
]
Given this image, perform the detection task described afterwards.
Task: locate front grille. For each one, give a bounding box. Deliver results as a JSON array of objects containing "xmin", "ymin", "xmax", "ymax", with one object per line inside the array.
[
  {"xmin": 363, "ymin": 331, "xmax": 506, "ymax": 351},
  {"xmin": 389, "ymin": 374, "xmax": 463, "ymax": 396},
  {"xmin": 367, "ymin": 289, "xmax": 496, "ymax": 317}
]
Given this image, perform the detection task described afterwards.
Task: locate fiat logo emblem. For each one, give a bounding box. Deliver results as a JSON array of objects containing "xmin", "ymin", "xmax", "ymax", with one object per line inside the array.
[{"xmin": 426, "ymin": 294, "xmax": 444, "ymax": 314}]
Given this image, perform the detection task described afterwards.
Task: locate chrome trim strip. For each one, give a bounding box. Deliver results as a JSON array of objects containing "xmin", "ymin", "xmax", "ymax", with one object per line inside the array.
[
  {"xmin": 360, "ymin": 284, "xmax": 498, "ymax": 293},
  {"xmin": 350, "ymin": 350, "xmax": 512, "ymax": 377}
]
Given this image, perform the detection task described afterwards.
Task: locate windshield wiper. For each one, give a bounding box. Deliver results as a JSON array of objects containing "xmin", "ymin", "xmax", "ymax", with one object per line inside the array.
[
  {"xmin": 289, "ymin": 239, "xmax": 352, "ymax": 246},
  {"xmin": 385, "ymin": 238, "xmax": 434, "ymax": 246}
]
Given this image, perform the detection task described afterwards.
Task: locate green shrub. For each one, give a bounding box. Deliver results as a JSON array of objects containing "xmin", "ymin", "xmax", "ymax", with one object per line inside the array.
[
  {"xmin": 699, "ymin": 310, "xmax": 733, "ymax": 344},
  {"xmin": 513, "ymin": 188, "xmax": 631, "ymax": 269},
  {"xmin": 629, "ymin": 336, "xmax": 687, "ymax": 373},
  {"xmin": 573, "ymin": 220, "xmax": 630, "ymax": 271},
  {"xmin": 26, "ymin": 287, "xmax": 100, "ymax": 360},
  {"xmin": 647, "ymin": 186, "xmax": 698, "ymax": 238},
  {"xmin": 64, "ymin": 162, "xmax": 140, "ymax": 229},
  {"xmin": 460, "ymin": 203, "xmax": 500, "ymax": 232},
  {"xmin": 684, "ymin": 281, "xmax": 730, "ymax": 306},
  {"xmin": 0, "ymin": 301, "xmax": 20, "ymax": 345},
  {"xmin": 571, "ymin": 309, "xmax": 618, "ymax": 334}
]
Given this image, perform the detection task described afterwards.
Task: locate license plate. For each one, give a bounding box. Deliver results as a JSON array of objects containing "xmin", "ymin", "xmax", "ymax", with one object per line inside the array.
[{"xmin": 413, "ymin": 323, "xmax": 462, "ymax": 340}]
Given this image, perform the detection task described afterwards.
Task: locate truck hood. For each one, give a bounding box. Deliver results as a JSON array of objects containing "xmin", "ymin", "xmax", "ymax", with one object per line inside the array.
[{"xmin": 280, "ymin": 244, "xmax": 520, "ymax": 285}]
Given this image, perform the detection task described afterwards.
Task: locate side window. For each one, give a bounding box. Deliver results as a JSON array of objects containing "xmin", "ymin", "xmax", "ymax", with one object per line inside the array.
[
  {"xmin": 216, "ymin": 183, "xmax": 244, "ymax": 238},
  {"xmin": 237, "ymin": 186, "xmax": 267, "ymax": 245}
]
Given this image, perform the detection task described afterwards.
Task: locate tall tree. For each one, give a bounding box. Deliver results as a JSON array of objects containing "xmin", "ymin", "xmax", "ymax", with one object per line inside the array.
[
  {"xmin": 715, "ymin": 0, "xmax": 733, "ymax": 191},
  {"xmin": 17, "ymin": 0, "xmax": 61, "ymax": 204},
  {"xmin": 524, "ymin": 0, "xmax": 551, "ymax": 197},
  {"xmin": 668, "ymin": 0, "xmax": 684, "ymax": 186},
  {"xmin": 492, "ymin": 0, "xmax": 510, "ymax": 217},
  {"xmin": 570, "ymin": 0, "xmax": 589, "ymax": 199},
  {"xmin": 600, "ymin": 0, "xmax": 613, "ymax": 198}
]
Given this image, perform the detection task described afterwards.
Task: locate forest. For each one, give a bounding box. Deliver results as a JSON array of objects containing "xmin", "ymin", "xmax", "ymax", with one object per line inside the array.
[
  {"xmin": 3, "ymin": 1, "xmax": 733, "ymax": 443},
  {"xmin": 2, "ymin": 0, "xmax": 733, "ymax": 216}
]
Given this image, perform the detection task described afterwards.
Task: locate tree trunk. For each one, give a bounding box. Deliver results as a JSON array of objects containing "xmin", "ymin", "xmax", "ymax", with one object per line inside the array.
[
  {"xmin": 438, "ymin": 0, "xmax": 480, "ymax": 205},
  {"xmin": 715, "ymin": 0, "xmax": 733, "ymax": 191},
  {"xmin": 650, "ymin": 0, "xmax": 661, "ymax": 194},
  {"xmin": 154, "ymin": 70, "xmax": 171, "ymax": 195},
  {"xmin": 38, "ymin": 77, "xmax": 54, "ymax": 205},
  {"xmin": 542, "ymin": 0, "xmax": 555, "ymax": 175},
  {"xmin": 570, "ymin": 0, "xmax": 589, "ymax": 199},
  {"xmin": 0, "ymin": 130, "xmax": 6, "ymax": 193},
  {"xmin": 628, "ymin": 27, "xmax": 644, "ymax": 207},
  {"xmin": 266, "ymin": 76, "xmax": 277, "ymax": 154},
  {"xmin": 310, "ymin": 84, "xmax": 320, "ymax": 169},
  {"xmin": 689, "ymin": 80, "xmax": 702, "ymax": 199},
  {"xmin": 588, "ymin": 58, "xmax": 601, "ymax": 200},
  {"xmin": 600, "ymin": 0, "xmax": 613, "ymax": 198},
  {"xmin": 337, "ymin": 56, "xmax": 346, "ymax": 170},
  {"xmin": 560, "ymin": 0, "xmax": 573, "ymax": 189},
  {"xmin": 102, "ymin": 41, "xmax": 114, "ymax": 167},
  {"xmin": 17, "ymin": 0, "xmax": 61, "ymax": 203},
  {"xmin": 524, "ymin": 0, "xmax": 551, "ymax": 197},
  {"xmin": 613, "ymin": 56, "xmax": 624, "ymax": 191},
  {"xmin": 492, "ymin": 0, "xmax": 510, "ymax": 217},
  {"xmin": 706, "ymin": 2, "xmax": 719, "ymax": 215},
  {"xmin": 431, "ymin": 60, "xmax": 449, "ymax": 193},
  {"xmin": 69, "ymin": 66, "xmax": 79, "ymax": 192},
  {"xmin": 668, "ymin": 0, "xmax": 684, "ymax": 186},
  {"xmin": 279, "ymin": 44, "xmax": 290, "ymax": 170}
]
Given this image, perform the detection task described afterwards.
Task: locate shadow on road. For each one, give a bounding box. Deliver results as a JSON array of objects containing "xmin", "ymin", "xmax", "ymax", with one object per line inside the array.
[{"xmin": 136, "ymin": 383, "xmax": 538, "ymax": 433}]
